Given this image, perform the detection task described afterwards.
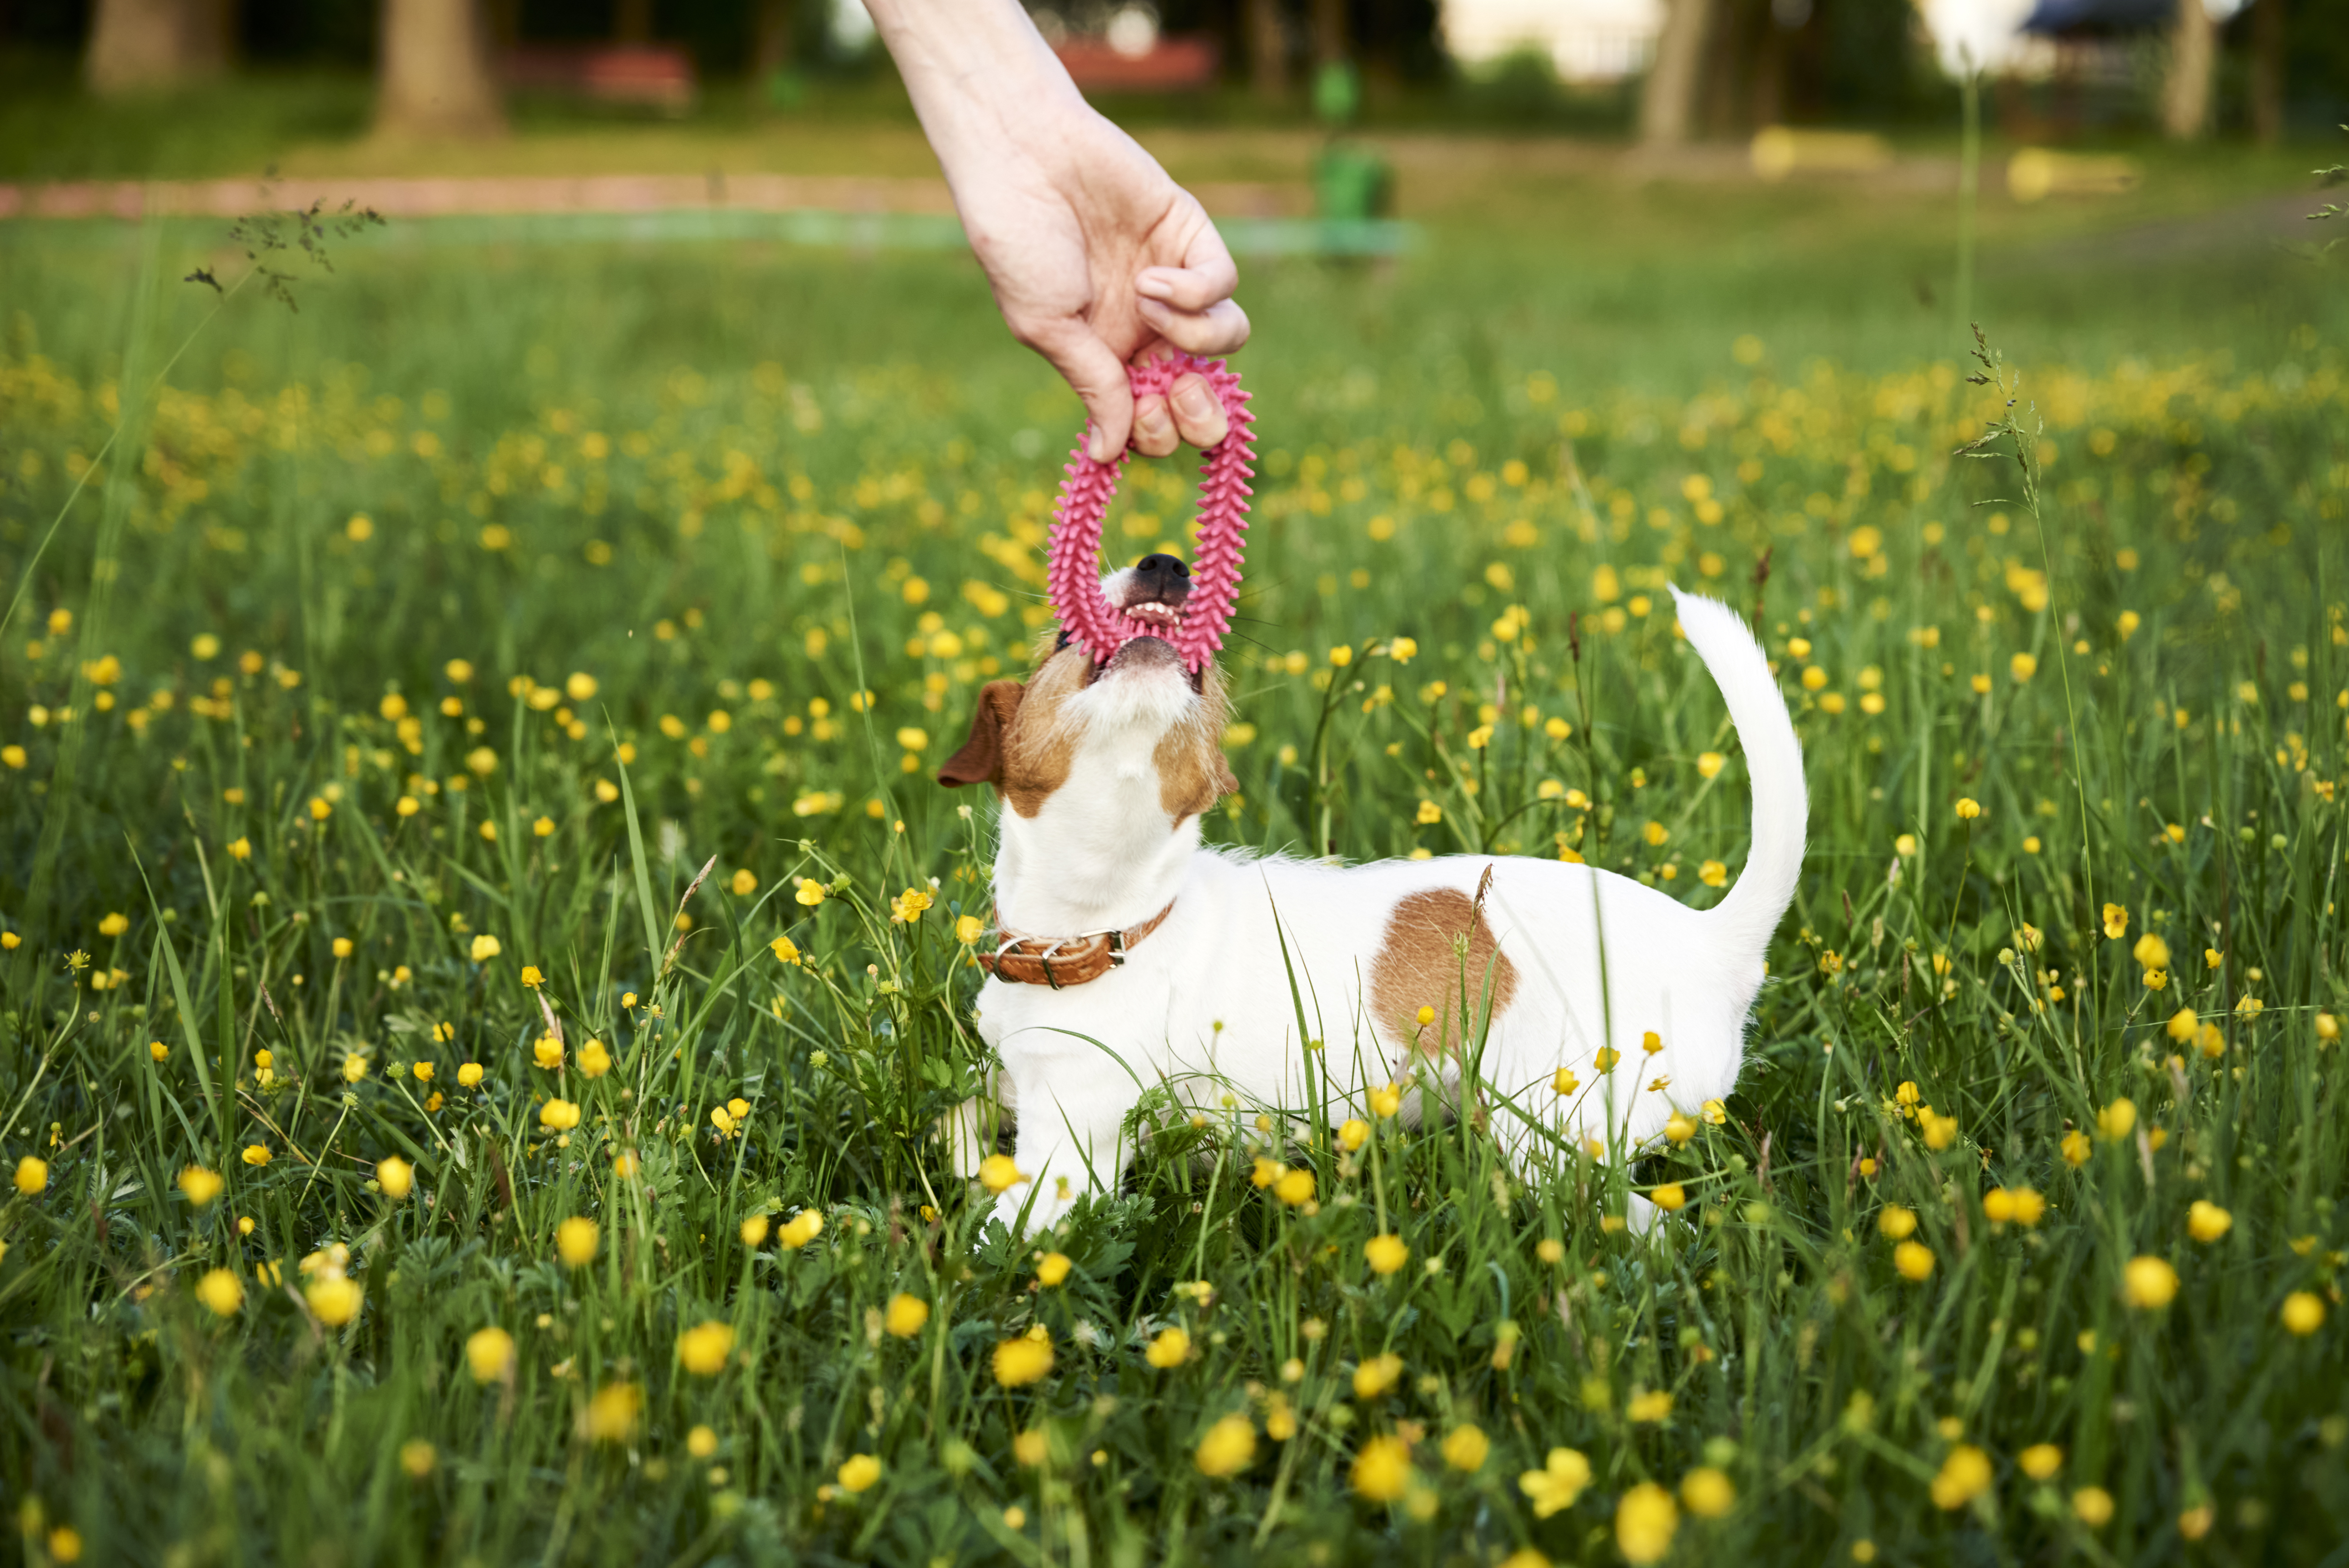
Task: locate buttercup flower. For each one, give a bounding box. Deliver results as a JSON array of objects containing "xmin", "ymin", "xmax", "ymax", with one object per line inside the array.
[
  {"xmin": 993, "ymin": 1327, "xmax": 1054, "ymax": 1387},
  {"xmin": 885, "ymin": 1294, "xmax": 930, "ymax": 1336},
  {"xmin": 1519, "ymin": 1447, "xmax": 1592, "ymax": 1517},
  {"xmin": 1351, "ymin": 1434, "xmax": 1412, "ymax": 1502},
  {"xmin": 1194, "ymin": 1414, "xmax": 1257, "ymax": 1478},
  {"xmin": 676, "ymin": 1320, "xmax": 735, "ymax": 1376},
  {"xmin": 466, "ymin": 1325, "xmax": 516, "ymax": 1382},
  {"xmin": 1364, "ymin": 1234, "xmax": 1409, "ymax": 1275},
  {"xmin": 1616, "ymin": 1482, "xmax": 1679, "ymax": 1564}
]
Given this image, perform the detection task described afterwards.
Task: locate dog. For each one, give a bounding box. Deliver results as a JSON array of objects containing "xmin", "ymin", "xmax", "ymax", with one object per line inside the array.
[{"xmin": 939, "ymin": 551, "xmax": 1805, "ymax": 1231}]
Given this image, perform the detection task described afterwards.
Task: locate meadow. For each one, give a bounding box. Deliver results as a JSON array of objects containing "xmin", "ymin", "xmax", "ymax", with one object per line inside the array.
[{"xmin": 2, "ymin": 132, "xmax": 2349, "ymax": 1565}]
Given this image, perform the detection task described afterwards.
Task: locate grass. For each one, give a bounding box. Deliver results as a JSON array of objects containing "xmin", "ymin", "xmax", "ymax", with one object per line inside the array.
[{"xmin": 2, "ymin": 132, "xmax": 2349, "ymax": 1565}]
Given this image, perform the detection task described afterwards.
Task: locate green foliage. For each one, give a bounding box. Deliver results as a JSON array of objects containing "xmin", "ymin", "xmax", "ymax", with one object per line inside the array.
[{"xmin": 1, "ymin": 200, "xmax": 2348, "ymax": 1565}]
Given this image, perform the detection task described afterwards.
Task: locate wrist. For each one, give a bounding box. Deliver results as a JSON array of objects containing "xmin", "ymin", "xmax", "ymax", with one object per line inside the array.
[{"xmin": 869, "ymin": 0, "xmax": 1085, "ymax": 157}]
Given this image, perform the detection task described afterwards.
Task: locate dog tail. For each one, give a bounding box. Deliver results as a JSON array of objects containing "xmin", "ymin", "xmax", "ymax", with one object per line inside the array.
[{"xmin": 1669, "ymin": 586, "xmax": 1806, "ymax": 956}]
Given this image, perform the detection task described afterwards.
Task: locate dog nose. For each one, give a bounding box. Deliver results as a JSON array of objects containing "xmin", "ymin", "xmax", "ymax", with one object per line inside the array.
[{"xmin": 1133, "ymin": 553, "xmax": 1190, "ymax": 583}]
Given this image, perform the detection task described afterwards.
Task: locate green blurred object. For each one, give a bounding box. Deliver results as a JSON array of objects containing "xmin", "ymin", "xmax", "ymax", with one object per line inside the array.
[
  {"xmin": 765, "ymin": 68, "xmax": 808, "ymax": 109},
  {"xmin": 1314, "ymin": 139, "xmax": 1392, "ymax": 222},
  {"xmin": 1313, "ymin": 60, "xmax": 1361, "ymax": 127}
]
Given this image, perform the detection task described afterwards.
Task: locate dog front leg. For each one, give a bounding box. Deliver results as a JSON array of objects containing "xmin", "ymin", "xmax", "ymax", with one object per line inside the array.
[{"xmin": 992, "ymin": 1067, "xmax": 1136, "ymax": 1234}]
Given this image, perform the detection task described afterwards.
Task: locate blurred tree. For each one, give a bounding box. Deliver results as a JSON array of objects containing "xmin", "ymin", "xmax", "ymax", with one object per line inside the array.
[
  {"xmin": 753, "ymin": 0, "xmax": 795, "ymax": 76},
  {"xmin": 1246, "ymin": 0, "xmax": 1287, "ymax": 96},
  {"xmin": 2247, "ymin": 0, "xmax": 2283, "ymax": 141},
  {"xmin": 1641, "ymin": 0, "xmax": 1715, "ymax": 143},
  {"xmin": 1311, "ymin": 0, "xmax": 1346, "ymax": 63},
  {"xmin": 2161, "ymin": 0, "xmax": 2214, "ymax": 136},
  {"xmin": 85, "ymin": 0, "xmax": 232, "ymax": 93},
  {"xmin": 377, "ymin": 0, "xmax": 506, "ymax": 136}
]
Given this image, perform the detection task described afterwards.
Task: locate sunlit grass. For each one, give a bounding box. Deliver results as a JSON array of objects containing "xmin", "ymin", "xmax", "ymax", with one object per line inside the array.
[{"xmin": 0, "ymin": 226, "xmax": 2346, "ymax": 1564}]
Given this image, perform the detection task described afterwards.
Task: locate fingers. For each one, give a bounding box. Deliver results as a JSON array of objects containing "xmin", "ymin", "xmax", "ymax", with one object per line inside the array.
[
  {"xmin": 1166, "ymin": 372, "xmax": 1229, "ymax": 450},
  {"xmin": 1137, "ymin": 295, "xmax": 1251, "ymax": 358},
  {"xmin": 1024, "ymin": 318, "xmax": 1136, "ymax": 463},
  {"xmin": 1133, "ymin": 393, "xmax": 1180, "ymax": 458}
]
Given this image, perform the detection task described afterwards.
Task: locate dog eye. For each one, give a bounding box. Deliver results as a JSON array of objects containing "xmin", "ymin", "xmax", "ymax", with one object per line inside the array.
[{"xmin": 1054, "ymin": 630, "xmax": 1072, "ymax": 651}]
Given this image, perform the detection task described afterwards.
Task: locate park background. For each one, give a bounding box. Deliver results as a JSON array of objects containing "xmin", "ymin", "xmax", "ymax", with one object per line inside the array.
[{"xmin": 1, "ymin": 1, "xmax": 2348, "ymax": 1566}]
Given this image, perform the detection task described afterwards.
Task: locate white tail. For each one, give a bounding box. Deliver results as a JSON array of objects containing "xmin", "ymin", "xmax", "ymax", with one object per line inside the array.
[{"xmin": 1669, "ymin": 586, "xmax": 1806, "ymax": 955}]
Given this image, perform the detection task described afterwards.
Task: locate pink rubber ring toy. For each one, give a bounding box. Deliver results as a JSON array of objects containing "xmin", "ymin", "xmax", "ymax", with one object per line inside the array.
[{"xmin": 1044, "ymin": 355, "xmax": 1256, "ymax": 674}]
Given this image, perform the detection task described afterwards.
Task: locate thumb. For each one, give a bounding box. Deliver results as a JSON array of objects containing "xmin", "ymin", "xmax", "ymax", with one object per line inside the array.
[{"xmin": 1032, "ymin": 322, "xmax": 1134, "ymax": 463}]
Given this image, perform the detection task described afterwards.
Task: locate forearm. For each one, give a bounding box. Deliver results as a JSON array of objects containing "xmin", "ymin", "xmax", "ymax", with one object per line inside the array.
[{"xmin": 865, "ymin": 0, "xmax": 1084, "ymax": 174}]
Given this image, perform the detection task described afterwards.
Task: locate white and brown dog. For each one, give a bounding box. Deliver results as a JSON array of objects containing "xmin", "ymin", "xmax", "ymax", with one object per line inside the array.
[{"xmin": 940, "ymin": 553, "xmax": 1805, "ymax": 1231}]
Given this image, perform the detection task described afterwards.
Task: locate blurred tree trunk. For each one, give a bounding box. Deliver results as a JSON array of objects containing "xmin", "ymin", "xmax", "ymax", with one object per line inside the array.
[
  {"xmin": 754, "ymin": 0, "xmax": 796, "ymax": 77},
  {"xmin": 86, "ymin": 0, "xmax": 233, "ymax": 95},
  {"xmin": 2247, "ymin": 0, "xmax": 2285, "ymax": 144},
  {"xmin": 1246, "ymin": 0, "xmax": 1288, "ymax": 97},
  {"xmin": 1311, "ymin": 0, "xmax": 1348, "ymax": 62},
  {"xmin": 1749, "ymin": 10, "xmax": 1789, "ymax": 131},
  {"xmin": 615, "ymin": 0, "xmax": 653, "ymax": 45},
  {"xmin": 1641, "ymin": 0, "xmax": 1716, "ymax": 146},
  {"xmin": 2159, "ymin": 0, "xmax": 2214, "ymax": 140},
  {"xmin": 376, "ymin": 0, "xmax": 506, "ymax": 139}
]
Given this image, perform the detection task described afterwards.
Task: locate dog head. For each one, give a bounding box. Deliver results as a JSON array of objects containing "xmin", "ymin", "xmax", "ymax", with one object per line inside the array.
[{"xmin": 939, "ymin": 553, "xmax": 1236, "ymax": 827}]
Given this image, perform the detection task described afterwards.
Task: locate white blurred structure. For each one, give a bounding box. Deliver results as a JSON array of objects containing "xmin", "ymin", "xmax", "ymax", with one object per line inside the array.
[
  {"xmin": 1442, "ymin": 0, "xmax": 1664, "ymax": 84},
  {"xmin": 1917, "ymin": 0, "xmax": 2044, "ymax": 74}
]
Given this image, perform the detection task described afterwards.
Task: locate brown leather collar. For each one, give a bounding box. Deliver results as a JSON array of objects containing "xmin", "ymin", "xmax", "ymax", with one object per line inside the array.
[{"xmin": 979, "ymin": 900, "xmax": 1175, "ymax": 988}]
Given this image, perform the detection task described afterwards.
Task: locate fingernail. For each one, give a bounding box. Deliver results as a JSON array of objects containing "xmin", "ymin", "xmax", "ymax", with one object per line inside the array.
[
  {"xmin": 1174, "ymin": 382, "xmax": 1215, "ymax": 419},
  {"xmin": 1087, "ymin": 424, "xmax": 1114, "ymax": 462},
  {"xmin": 1137, "ymin": 404, "xmax": 1173, "ymax": 443},
  {"xmin": 1136, "ymin": 273, "xmax": 1173, "ymax": 300}
]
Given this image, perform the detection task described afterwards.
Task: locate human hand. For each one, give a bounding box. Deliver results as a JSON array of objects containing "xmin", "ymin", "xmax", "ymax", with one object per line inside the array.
[{"xmin": 949, "ymin": 103, "xmax": 1250, "ymax": 462}]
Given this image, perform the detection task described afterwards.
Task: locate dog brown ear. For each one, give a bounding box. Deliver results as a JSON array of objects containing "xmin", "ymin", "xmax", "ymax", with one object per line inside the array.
[{"xmin": 938, "ymin": 679, "xmax": 1026, "ymax": 787}]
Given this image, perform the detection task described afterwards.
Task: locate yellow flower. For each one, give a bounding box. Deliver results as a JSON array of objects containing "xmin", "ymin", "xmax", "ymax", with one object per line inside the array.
[
  {"xmin": 466, "ymin": 1326, "xmax": 516, "ymax": 1382},
  {"xmin": 1681, "ymin": 1466, "xmax": 1735, "ymax": 1517},
  {"xmin": 1930, "ymin": 1444, "xmax": 1991, "ymax": 1509},
  {"xmin": 457, "ymin": 1063, "xmax": 484, "ymax": 1087},
  {"xmin": 779, "ymin": 1210, "xmax": 824, "ymax": 1249},
  {"xmin": 520, "ymin": 964, "xmax": 544, "ymax": 988},
  {"xmin": 1894, "ymin": 1241, "xmax": 1935, "ymax": 1281},
  {"xmin": 993, "ymin": 1329, "xmax": 1054, "ymax": 1387},
  {"xmin": 1627, "ymin": 1388, "xmax": 1673, "ymax": 1423},
  {"xmin": 1274, "ymin": 1167, "xmax": 1315, "ymax": 1206},
  {"xmin": 1338, "ymin": 1118, "xmax": 1369, "ymax": 1151},
  {"xmin": 306, "ymin": 1274, "xmax": 364, "ymax": 1327},
  {"xmin": 1364, "ymin": 1234, "xmax": 1409, "ymax": 1275},
  {"xmin": 1351, "ymin": 1434, "xmax": 1413, "ymax": 1502},
  {"xmin": 228, "ymin": 837, "xmax": 251, "ymax": 860},
  {"xmin": 1441, "ymin": 1424, "xmax": 1490, "ymax": 1472},
  {"xmin": 838, "ymin": 1453, "xmax": 881, "ymax": 1493},
  {"xmin": 241, "ymin": 1144, "xmax": 272, "ymax": 1167},
  {"xmin": 1416, "ymin": 800, "xmax": 1442, "ymax": 825},
  {"xmin": 1370, "ymin": 1082, "xmax": 1402, "ymax": 1118},
  {"xmin": 47, "ymin": 1528, "xmax": 82, "ymax": 1564},
  {"xmin": 1353, "ymin": 1352, "xmax": 1402, "ymax": 1400},
  {"xmin": 2073, "ymin": 1487, "xmax": 2115, "ymax": 1527},
  {"xmin": 149, "ymin": 1040, "xmax": 169, "ymax": 1061},
  {"xmin": 413, "ymin": 1061, "xmax": 435, "ymax": 1082},
  {"xmin": 889, "ymin": 886, "xmax": 933, "ymax": 923},
  {"xmin": 2062, "ymin": 1129, "xmax": 2092, "ymax": 1166},
  {"xmin": 400, "ymin": 1439, "xmax": 437, "ymax": 1478},
  {"xmin": 1954, "ymin": 797, "xmax": 1981, "ymax": 820},
  {"xmin": 2008, "ymin": 1187, "xmax": 2046, "ymax": 1225},
  {"xmin": 1878, "ymin": 1204, "xmax": 1918, "ymax": 1240},
  {"xmin": 1665, "ymin": 1113, "xmax": 1696, "ymax": 1145},
  {"xmin": 538, "ymin": 1098, "xmax": 580, "ymax": 1131},
  {"xmin": 1616, "ymin": 1481, "xmax": 1679, "ymax": 1565},
  {"xmin": 533, "ymin": 1036, "xmax": 564, "ymax": 1070},
  {"xmin": 2186, "ymin": 1200, "xmax": 2232, "ymax": 1242},
  {"xmin": 2123, "ymin": 1255, "xmax": 2178, "ymax": 1310},
  {"xmin": 2133, "ymin": 932, "xmax": 2170, "ymax": 970},
  {"xmin": 342, "ymin": 1052, "xmax": 370, "ymax": 1084},
  {"xmin": 1013, "ymin": 1427, "xmax": 1048, "ymax": 1467},
  {"xmin": 2101, "ymin": 903, "xmax": 2128, "ymax": 940},
  {"xmin": 2097, "ymin": 1098, "xmax": 2136, "ymax": 1140},
  {"xmin": 739, "ymin": 1214, "xmax": 770, "ymax": 1247},
  {"xmin": 1699, "ymin": 859, "xmax": 1728, "ymax": 887},
  {"xmin": 377, "ymin": 1157, "xmax": 413, "ymax": 1200},
  {"xmin": 583, "ymin": 1382, "xmax": 640, "ymax": 1442},
  {"xmin": 470, "ymin": 934, "xmax": 501, "ymax": 962},
  {"xmin": 1701, "ymin": 1098, "xmax": 1727, "ymax": 1125},
  {"xmin": 555, "ymin": 1216, "xmax": 599, "ymax": 1267},
  {"xmin": 676, "ymin": 1320, "xmax": 735, "ymax": 1376},
  {"xmin": 1036, "ymin": 1253, "xmax": 1072, "ymax": 1287},
  {"xmin": 12, "ymin": 1156, "xmax": 47, "ymax": 1195},
  {"xmin": 1650, "ymin": 1182, "xmax": 1687, "ymax": 1211},
  {"xmin": 1195, "ymin": 1414, "xmax": 1258, "ymax": 1478},
  {"xmin": 1252, "ymin": 1157, "xmax": 1280, "ymax": 1188},
  {"xmin": 578, "ymin": 1039, "xmax": 611, "ymax": 1078},
  {"xmin": 1146, "ymin": 1327, "xmax": 1192, "ymax": 1368},
  {"xmin": 885, "ymin": 1293, "xmax": 931, "ymax": 1336},
  {"xmin": 979, "ymin": 1154, "xmax": 1027, "ymax": 1194},
  {"xmin": 2167, "ymin": 1006, "xmax": 2199, "ymax": 1042},
  {"xmin": 195, "ymin": 1268, "xmax": 244, "ymax": 1317},
  {"xmin": 1519, "ymin": 1447, "xmax": 1592, "ymax": 1517},
  {"xmin": 770, "ymin": 934, "xmax": 802, "ymax": 965},
  {"xmin": 2017, "ymin": 1443, "xmax": 2063, "ymax": 1480},
  {"xmin": 2281, "ymin": 1291, "xmax": 2326, "ymax": 1335},
  {"xmin": 179, "ymin": 1165, "xmax": 224, "ymax": 1207}
]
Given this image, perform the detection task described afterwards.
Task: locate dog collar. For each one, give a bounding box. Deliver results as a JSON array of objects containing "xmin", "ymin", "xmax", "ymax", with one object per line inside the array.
[{"xmin": 980, "ymin": 900, "xmax": 1175, "ymax": 988}]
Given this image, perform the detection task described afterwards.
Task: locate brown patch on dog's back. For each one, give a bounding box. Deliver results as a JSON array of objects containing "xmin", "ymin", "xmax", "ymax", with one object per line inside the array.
[{"xmin": 1370, "ymin": 887, "xmax": 1519, "ymax": 1055}]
